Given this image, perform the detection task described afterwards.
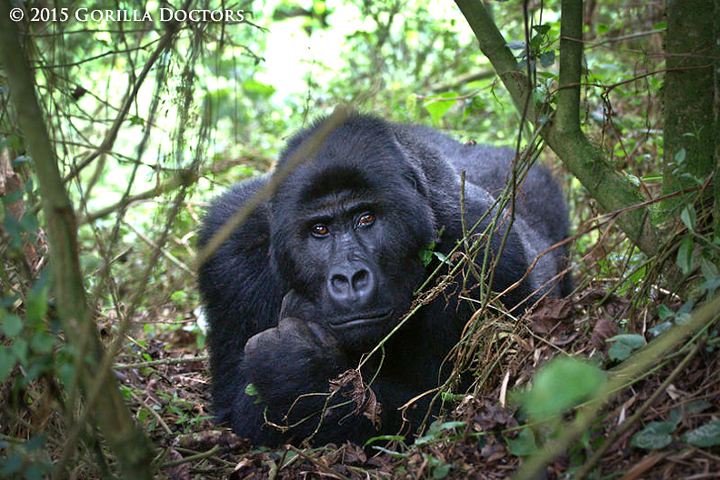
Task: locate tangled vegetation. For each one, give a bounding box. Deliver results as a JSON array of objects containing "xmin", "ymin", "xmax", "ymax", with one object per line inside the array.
[{"xmin": 0, "ymin": 0, "xmax": 718, "ymax": 478}]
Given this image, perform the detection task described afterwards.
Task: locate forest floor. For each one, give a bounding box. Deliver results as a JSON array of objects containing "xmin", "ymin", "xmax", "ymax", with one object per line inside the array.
[{"xmin": 120, "ymin": 288, "xmax": 720, "ymax": 480}]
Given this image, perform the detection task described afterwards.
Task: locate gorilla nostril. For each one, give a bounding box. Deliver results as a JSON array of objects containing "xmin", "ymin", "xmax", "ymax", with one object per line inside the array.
[
  {"xmin": 352, "ymin": 269, "xmax": 370, "ymax": 291},
  {"xmin": 331, "ymin": 275, "xmax": 350, "ymax": 293}
]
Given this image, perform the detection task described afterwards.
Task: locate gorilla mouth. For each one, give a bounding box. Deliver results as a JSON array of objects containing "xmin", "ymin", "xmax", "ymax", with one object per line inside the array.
[{"xmin": 328, "ymin": 310, "xmax": 393, "ymax": 329}]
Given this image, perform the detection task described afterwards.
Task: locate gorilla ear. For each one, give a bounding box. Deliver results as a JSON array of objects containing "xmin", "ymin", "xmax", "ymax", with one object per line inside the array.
[
  {"xmin": 392, "ymin": 130, "xmax": 429, "ymax": 197},
  {"xmin": 404, "ymin": 171, "xmax": 423, "ymax": 194}
]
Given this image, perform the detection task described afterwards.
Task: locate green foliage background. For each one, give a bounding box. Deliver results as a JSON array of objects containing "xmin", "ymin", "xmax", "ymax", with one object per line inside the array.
[{"xmin": 1, "ymin": 0, "xmax": 718, "ymax": 478}]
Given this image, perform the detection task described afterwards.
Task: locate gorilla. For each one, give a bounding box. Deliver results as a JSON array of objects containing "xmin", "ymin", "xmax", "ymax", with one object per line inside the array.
[{"xmin": 197, "ymin": 113, "xmax": 570, "ymax": 446}]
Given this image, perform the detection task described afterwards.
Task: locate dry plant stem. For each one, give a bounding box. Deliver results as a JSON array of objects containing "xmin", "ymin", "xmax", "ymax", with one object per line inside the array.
[
  {"xmin": 160, "ymin": 444, "xmax": 220, "ymax": 469},
  {"xmin": 0, "ymin": 4, "xmax": 155, "ymax": 479},
  {"xmin": 130, "ymin": 391, "xmax": 173, "ymax": 436},
  {"xmin": 513, "ymin": 295, "xmax": 720, "ymax": 480},
  {"xmin": 573, "ymin": 343, "xmax": 702, "ymax": 479},
  {"xmin": 194, "ymin": 105, "xmax": 353, "ymax": 269},
  {"xmin": 114, "ymin": 354, "xmax": 209, "ymax": 371},
  {"xmin": 286, "ymin": 445, "xmax": 352, "ymax": 480}
]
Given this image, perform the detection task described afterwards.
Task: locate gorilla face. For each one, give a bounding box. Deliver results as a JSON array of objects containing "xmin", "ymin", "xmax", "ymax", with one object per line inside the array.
[{"xmin": 269, "ymin": 123, "xmax": 436, "ymax": 351}]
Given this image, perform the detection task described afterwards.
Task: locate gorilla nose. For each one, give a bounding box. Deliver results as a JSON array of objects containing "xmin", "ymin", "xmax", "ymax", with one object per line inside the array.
[{"xmin": 327, "ymin": 265, "xmax": 375, "ymax": 308}]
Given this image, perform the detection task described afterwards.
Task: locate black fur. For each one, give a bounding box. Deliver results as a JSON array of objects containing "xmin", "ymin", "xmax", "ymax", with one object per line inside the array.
[{"xmin": 197, "ymin": 114, "xmax": 570, "ymax": 446}]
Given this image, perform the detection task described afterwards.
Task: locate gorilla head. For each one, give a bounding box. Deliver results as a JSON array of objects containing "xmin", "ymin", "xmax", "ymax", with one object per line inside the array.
[{"xmin": 268, "ymin": 117, "xmax": 438, "ymax": 351}]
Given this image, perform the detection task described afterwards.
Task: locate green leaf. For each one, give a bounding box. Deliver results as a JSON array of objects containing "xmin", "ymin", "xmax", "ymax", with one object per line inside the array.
[
  {"xmin": 0, "ymin": 347, "xmax": 16, "ymax": 383},
  {"xmin": 676, "ymin": 236, "xmax": 694, "ymax": 274},
  {"xmin": 658, "ymin": 304, "xmax": 674, "ymax": 320},
  {"xmin": 675, "ymin": 299, "xmax": 694, "ymax": 324},
  {"xmin": 608, "ymin": 334, "xmax": 646, "ymax": 348},
  {"xmin": 26, "ymin": 286, "xmax": 48, "ymax": 323},
  {"xmin": 608, "ymin": 342, "xmax": 632, "ymax": 361},
  {"xmin": 432, "ymin": 463, "xmax": 451, "ymax": 479},
  {"xmin": 433, "ymin": 251, "xmax": 453, "ymax": 266},
  {"xmin": 10, "ymin": 338, "xmax": 29, "ymax": 366},
  {"xmin": 648, "ymin": 321, "xmax": 673, "ymax": 337},
  {"xmin": 700, "ymin": 257, "xmax": 719, "ymax": 280},
  {"xmin": 507, "ymin": 427, "xmax": 538, "ymax": 456},
  {"xmin": 532, "ymin": 24, "xmax": 551, "ymax": 35},
  {"xmin": 682, "ymin": 421, "xmax": 720, "ymax": 447},
  {"xmin": 521, "ymin": 357, "xmax": 606, "ymax": 421},
  {"xmin": 539, "ymin": 50, "xmax": 556, "ymax": 68},
  {"xmin": 244, "ymin": 383, "xmax": 259, "ymax": 396},
  {"xmin": 631, "ymin": 421, "xmax": 675, "ymax": 450},
  {"xmin": 1, "ymin": 314, "xmax": 24, "ymax": 338},
  {"xmin": 30, "ymin": 332, "xmax": 56, "ymax": 354},
  {"xmin": 674, "ymin": 148, "xmax": 686, "ymax": 164},
  {"xmin": 607, "ymin": 334, "xmax": 645, "ymax": 361},
  {"xmin": 423, "ymin": 92, "xmax": 457, "ymax": 122},
  {"xmin": 680, "ymin": 205, "xmax": 697, "ymax": 232}
]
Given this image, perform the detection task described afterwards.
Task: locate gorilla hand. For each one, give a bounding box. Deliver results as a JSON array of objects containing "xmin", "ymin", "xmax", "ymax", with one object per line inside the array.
[{"xmin": 242, "ymin": 317, "xmax": 350, "ymax": 428}]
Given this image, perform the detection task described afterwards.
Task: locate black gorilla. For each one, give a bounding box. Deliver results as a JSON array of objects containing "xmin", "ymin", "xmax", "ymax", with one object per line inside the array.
[{"xmin": 197, "ymin": 114, "xmax": 570, "ymax": 446}]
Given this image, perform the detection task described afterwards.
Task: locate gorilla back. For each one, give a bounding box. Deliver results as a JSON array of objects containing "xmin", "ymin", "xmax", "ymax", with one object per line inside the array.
[{"xmin": 197, "ymin": 114, "xmax": 570, "ymax": 446}]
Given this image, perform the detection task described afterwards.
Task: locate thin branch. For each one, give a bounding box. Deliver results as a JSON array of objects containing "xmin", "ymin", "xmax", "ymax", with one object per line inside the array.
[{"xmin": 115, "ymin": 355, "xmax": 208, "ymax": 371}]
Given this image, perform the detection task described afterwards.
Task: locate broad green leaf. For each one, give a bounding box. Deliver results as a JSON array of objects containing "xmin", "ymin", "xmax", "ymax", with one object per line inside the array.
[
  {"xmin": 608, "ymin": 342, "xmax": 632, "ymax": 361},
  {"xmin": 0, "ymin": 347, "xmax": 16, "ymax": 383},
  {"xmin": 244, "ymin": 383, "xmax": 259, "ymax": 396},
  {"xmin": 631, "ymin": 421, "xmax": 675, "ymax": 450},
  {"xmin": 657, "ymin": 304, "xmax": 674, "ymax": 320},
  {"xmin": 1, "ymin": 314, "xmax": 24, "ymax": 338},
  {"xmin": 25, "ymin": 286, "xmax": 48, "ymax": 323},
  {"xmin": 682, "ymin": 421, "xmax": 720, "ymax": 447},
  {"xmin": 30, "ymin": 332, "xmax": 56, "ymax": 354},
  {"xmin": 680, "ymin": 205, "xmax": 696, "ymax": 232},
  {"xmin": 648, "ymin": 321, "xmax": 673, "ymax": 337},
  {"xmin": 676, "ymin": 236, "xmax": 694, "ymax": 274},
  {"xmin": 539, "ymin": 50, "xmax": 556, "ymax": 68},
  {"xmin": 608, "ymin": 334, "xmax": 645, "ymax": 360},
  {"xmin": 521, "ymin": 357, "xmax": 606, "ymax": 420},
  {"xmin": 674, "ymin": 148, "xmax": 686, "ymax": 164},
  {"xmin": 532, "ymin": 24, "xmax": 551, "ymax": 35},
  {"xmin": 507, "ymin": 427, "xmax": 538, "ymax": 456},
  {"xmin": 424, "ymin": 92, "xmax": 457, "ymax": 122},
  {"xmin": 432, "ymin": 463, "xmax": 451, "ymax": 479},
  {"xmin": 700, "ymin": 257, "xmax": 719, "ymax": 280},
  {"xmin": 608, "ymin": 334, "xmax": 646, "ymax": 349}
]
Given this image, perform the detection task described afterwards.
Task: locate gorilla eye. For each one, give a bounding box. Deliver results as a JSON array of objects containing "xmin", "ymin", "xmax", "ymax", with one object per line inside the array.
[
  {"xmin": 356, "ymin": 213, "xmax": 375, "ymax": 229},
  {"xmin": 311, "ymin": 223, "xmax": 329, "ymax": 237}
]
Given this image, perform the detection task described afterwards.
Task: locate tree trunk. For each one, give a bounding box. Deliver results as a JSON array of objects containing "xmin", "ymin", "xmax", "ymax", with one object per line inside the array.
[{"xmin": 662, "ymin": 0, "xmax": 720, "ymax": 234}]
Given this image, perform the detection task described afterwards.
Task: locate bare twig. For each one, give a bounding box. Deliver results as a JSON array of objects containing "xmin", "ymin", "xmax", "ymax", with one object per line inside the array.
[{"xmin": 114, "ymin": 355, "xmax": 208, "ymax": 371}]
